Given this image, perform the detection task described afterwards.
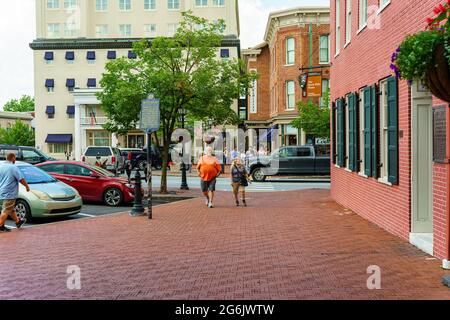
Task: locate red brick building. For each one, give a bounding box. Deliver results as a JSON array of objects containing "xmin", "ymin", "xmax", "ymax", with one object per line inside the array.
[
  {"xmin": 242, "ymin": 7, "xmax": 330, "ymax": 152},
  {"xmin": 330, "ymin": 0, "xmax": 450, "ymax": 269}
]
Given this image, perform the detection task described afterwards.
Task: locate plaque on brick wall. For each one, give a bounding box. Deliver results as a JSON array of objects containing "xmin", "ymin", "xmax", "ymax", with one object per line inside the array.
[{"xmin": 433, "ymin": 106, "xmax": 447, "ymax": 163}]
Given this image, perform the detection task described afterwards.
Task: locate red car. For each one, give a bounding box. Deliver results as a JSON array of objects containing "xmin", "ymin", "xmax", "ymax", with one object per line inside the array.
[{"xmin": 36, "ymin": 161, "xmax": 136, "ymax": 206}]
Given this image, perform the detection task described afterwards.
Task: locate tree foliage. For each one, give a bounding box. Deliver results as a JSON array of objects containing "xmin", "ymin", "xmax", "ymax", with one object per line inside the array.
[
  {"xmin": 0, "ymin": 120, "xmax": 35, "ymax": 146},
  {"xmin": 291, "ymin": 91, "xmax": 330, "ymax": 139},
  {"xmin": 98, "ymin": 12, "xmax": 256, "ymax": 192},
  {"xmin": 3, "ymin": 95, "xmax": 35, "ymax": 112}
]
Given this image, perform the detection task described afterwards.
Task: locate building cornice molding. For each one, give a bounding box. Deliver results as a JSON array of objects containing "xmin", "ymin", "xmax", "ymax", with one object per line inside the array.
[{"xmin": 30, "ymin": 36, "xmax": 241, "ymax": 50}]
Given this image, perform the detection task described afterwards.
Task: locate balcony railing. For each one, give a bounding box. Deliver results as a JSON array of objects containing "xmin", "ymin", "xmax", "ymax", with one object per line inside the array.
[{"xmin": 81, "ymin": 117, "xmax": 108, "ymax": 126}]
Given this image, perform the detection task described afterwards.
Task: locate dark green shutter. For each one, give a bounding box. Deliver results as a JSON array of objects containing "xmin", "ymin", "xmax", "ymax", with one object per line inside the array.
[
  {"xmin": 336, "ymin": 99, "xmax": 344, "ymax": 167},
  {"xmin": 332, "ymin": 102, "xmax": 336, "ymax": 164},
  {"xmin": 363, "ymin": 87, "xmax": 372, "ymax": 176},
  {"xmin": 387, "ymin": 76, "xmax": 399, "ymax": 184},
  {"xmin": 371, "ymin": 85, "xmax": 379, "ymax": 178},
  {"xmin": 348, "ymin": 93, "xmax": 357, "ymax": 172}
]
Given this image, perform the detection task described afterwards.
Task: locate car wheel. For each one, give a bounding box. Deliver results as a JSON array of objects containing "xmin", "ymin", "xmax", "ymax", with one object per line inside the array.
[
  {"xmin": 252, "ymin": 167, "xmax": 266, "ymax": 182},
  {"xmin": 15, "ymin": 199, "xmax": 32, "ymax": 222},
  {"xmin": 103, "ymin": 188, "xmax": 123, "ymax": 207}
]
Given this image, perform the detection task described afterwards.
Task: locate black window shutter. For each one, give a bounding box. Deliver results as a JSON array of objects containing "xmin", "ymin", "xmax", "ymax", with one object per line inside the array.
[
  {"xmin": 363, "ymin": 87, "xmax": 372, "ymax": 176},
  {"xmin": 348, "ymin": 93, "xmax": 357, "ymax": 172},
  {"xmin": 332, "ymin": 102, "xmax": 337, "ymax": 164},
  {"xmin": 355, "ymin": 92, "xmax": 361, "ymax": 172},
  {"xmin": 371, "ymin": 85, "xmax": 379, "ymax": 179},
  {"xmin": 336, "ymin": 99, "xmax": 344, "ymax": 167},
  {"xmin": 387, "ymin": 76, "xmax": 399, "ymax": 185}
]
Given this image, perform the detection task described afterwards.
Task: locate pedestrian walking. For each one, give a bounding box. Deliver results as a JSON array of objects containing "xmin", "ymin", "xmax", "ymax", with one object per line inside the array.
[
  {"xmin": 230, "ymin": 157, "xmax": 250, "ymax": 207},
  {"xmin": 231, "ymin": 147, "xmax": 240, "ymax": 160},
  {"xmin": 0, "ymin": 153, "xmax": 30, "ymax": 232},
  {"xmin": 197, "ymin": 146, "xmax": 222, "ymax": 208}
]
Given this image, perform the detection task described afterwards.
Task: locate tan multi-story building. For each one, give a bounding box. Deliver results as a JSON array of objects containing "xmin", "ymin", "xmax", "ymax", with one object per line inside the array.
[
  {"xmin": 0, "ymin": 112, "xmax": 34, "ymax": 130},
  {"xmin": 242, "ymin": 6, "xmax": 330, "ymax": 152},
  {"xmin": 31, "ymin": 0, "xmax": 240, "ymax": 160}
]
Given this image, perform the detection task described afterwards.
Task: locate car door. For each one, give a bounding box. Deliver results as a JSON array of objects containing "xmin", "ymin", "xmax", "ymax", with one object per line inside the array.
[
  {"xmin": 64, "ymin": 164, "xmax": 101, "ymax": 201},
  {"xmin": 272, "ymin": 147, "xmax": 296, "ymax": 174},
  {"xmin": 292, "ymin": 147, "xmax": 315, "ymax": 174},
  {"xmin": 314, "ymin": 144, "xmax": 331, "ymax": 175},
  {"xmin": 38, "ymin": 163, "xmax": 66, "ymax": 180}
]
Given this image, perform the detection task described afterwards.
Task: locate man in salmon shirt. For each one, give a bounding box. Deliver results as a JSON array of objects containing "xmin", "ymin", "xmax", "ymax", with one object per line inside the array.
[{"xmin": 197, "ymin": 146, "xmax": 222, "ymax": 208}]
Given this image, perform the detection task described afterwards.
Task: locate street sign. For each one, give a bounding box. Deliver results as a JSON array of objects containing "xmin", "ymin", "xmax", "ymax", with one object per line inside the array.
[
  {"xmin": 139, "ymin": 98, "xmax": 160, "ymax": 133},
  {"xmin": 306, "ymin": 73, "xmax": 322, "ymax": 97}
]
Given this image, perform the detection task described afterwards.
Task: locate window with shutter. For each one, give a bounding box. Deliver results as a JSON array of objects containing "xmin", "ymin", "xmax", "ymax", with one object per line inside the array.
[
  {"xmin": 347, "ymin": 93, "xmax": 358, "ymax": 172},
  {"xmin": 371, "ymin": 85, "xmax": 379, "ymax": 178},
  {"xmin": 363, "ymin": 87, "xmax": 372, "ymax": 176},
  {"xmin": 337, "ymin": 98, "xmax": 345, "ymax": 167},
  {"xmin": 386, "ymin": 76, "xmax": 399, "ymax": 184},
  {"xmin": 332, "ymin": 102, "xmax": 337, "ymax": 164}
]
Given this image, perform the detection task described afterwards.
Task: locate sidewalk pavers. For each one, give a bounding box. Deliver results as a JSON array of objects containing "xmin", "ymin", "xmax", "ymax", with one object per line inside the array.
[{"xmin": 0, "ymin": 189, "xmax": 449, "ymax": 300}]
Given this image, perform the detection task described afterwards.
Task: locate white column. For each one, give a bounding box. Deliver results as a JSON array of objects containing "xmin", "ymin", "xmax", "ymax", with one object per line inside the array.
[{"xmin": 74, "ymin": 104, "xmax": 82, "ymax": 161}]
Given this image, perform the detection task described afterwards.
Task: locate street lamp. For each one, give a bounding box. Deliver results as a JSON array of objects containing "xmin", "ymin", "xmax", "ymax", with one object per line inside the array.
[{"xmin": 179, "ymin": 106, "xmax": 189, "ymax": 190}]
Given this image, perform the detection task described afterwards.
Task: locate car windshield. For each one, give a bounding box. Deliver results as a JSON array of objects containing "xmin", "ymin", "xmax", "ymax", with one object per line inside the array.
[
  {"xmin": 35, "ymin": 149, "xmax": 54, "ymax": 160},
  {"xmin": 87, "ymin": 164, "xmax": 115, "ymax": 177},
  {"xmin": 18, "ymin": 166, "xmax": 57, "ymax": 184}
]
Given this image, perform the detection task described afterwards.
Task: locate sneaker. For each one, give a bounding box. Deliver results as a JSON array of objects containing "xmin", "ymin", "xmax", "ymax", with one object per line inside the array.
[
  {"xmin": 205, "ymin": 199, "xmax": 210, "ymax": 207},
  {"xmin": 236, "ymin": 201, "xmax": 240, "ymax": 207},
  {"xmin": 208, "ymin": 202, "xmax": 214, "ymax": 208},
  {"xmin": 16, "ymin": 218, "xmax": 26, "ymax": 229},
  {"xmin": 0, "ymin": 225, "xmax": 11, "ymax": 233},
  {"xmin": 242, "ymin": 200, "xmax": 247, "ymax": 207}
]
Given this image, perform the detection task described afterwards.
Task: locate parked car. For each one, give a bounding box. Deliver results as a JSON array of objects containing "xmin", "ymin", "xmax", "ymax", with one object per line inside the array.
[
  {"xmin": 0, "ymin": 145, "xmax": 55, "ymax": 165},
  {"xmin": 37, "ymin": 161, "xmax": 137, "ymax": 206},
  {"xmin": 81, "ymin": 146, "xmax": 124, "ymax": 174},
  {"xmin": 119, "ymin": 146, "xmax": 163, "ymax": 171},
  {"xmin": 0, "ymin": 161, "xmax": 82, "ymax": 221},
  {"xmin": 247, "ymin": 144, "xmax": 331, "ymax": 182}
]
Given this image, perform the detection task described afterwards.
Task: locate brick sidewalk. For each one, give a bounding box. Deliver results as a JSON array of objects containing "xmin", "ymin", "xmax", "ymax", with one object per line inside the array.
[{"xmin": 0, "ymin": 189, "xmax": 449, "ymax": 299}]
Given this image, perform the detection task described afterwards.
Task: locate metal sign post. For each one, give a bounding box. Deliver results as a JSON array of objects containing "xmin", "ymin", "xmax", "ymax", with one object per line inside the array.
[{"xmin": 139, "ymin": 96, "xmax": 160, "ymax": 220}]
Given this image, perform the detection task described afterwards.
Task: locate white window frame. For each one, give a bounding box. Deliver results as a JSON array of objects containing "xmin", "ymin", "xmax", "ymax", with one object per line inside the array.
[
  {"xmin": 144, "ymin": 24, "xmax": 156, "ymax": 36},
  {"xmin": 285, "ymin": 37, "xmax": 295, "ymax": 65},
  {"xmin": 319, "ymin": 35, "xmax": 330, "ymax": 64},
  {"xmin": 378, "ymin": 79, "xmax": 389, "ymax": 182},
  {"xmin": 359, "ymin": 0, "xmax": 368, "ymax": 30},
  {"xmin": 167, "ymin": 23, "xmax": 178, "ymax": 37},
  {"xmin": 377, "ymin": 0, "xmax": 391, "ymax": 15},
  {"xmin": 286, "ymin": 81, "xmax": 295, "ymax": 110},
  {"xmin": 119, "ymin": 0, "xmax": 131, "ymax": 11},
  {"xmin": 168, "ymin": 0, "xmax": 180, "ymax": 10},
  {"xmin": 47, "ymin": 0, "xmax": 59, "ymax": 9},
  {"xmin": 47, "ymin": 23, "xmax": 60, "ymax": 38},
  {"xmin": 345, "ymin": 0, "xmax": 352, "ymax": 45},
  {"xmin": 144, "ymin": 0, "xmax": 156, "ymax": 10},
  {"xmin": 195, "ymin": 0, "xmax": 208, "ymax": 7},
  {"xmin": 95, "ymin": 24, "xmax": 108, "ymax": 38},
  {"xmin": 213, "ymin": 0, "xmax": 224, "ymax": 6},
  {"xmin": 64, "ymin": 22, "xmax": 77, "ymax": 37},
  {"xmin": 358, "ymin": 89, "xmax": 366, "ymax": 176},
  {"xmin": 64, "ymin": 0, "xmax": 76, "ymax": 9},
  {"xmin": 335, "ymin": 0, "xmax": 341, "ymax": 56},
  {"xmin": 96, "ymin": 0, "xmax": 108, "ymax": 11},
  {"xmin": 119, "ymin": 24, "xmax": 132, "ymax": 37}
]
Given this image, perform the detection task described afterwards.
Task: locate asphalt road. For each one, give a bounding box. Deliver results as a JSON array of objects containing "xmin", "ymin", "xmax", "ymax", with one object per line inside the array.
[{"xmin": 4, "ymin": 178, "xmax": 330, "ymax": 229}]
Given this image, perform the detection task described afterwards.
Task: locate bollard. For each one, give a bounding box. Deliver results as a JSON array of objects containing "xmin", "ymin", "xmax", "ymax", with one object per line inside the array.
[{"xmin": 130, "ymin": 169, "xmax": 145, "ymax": 216}]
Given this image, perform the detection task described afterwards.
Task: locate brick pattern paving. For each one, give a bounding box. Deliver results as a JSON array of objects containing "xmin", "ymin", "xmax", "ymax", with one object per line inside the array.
[{"xmin": 0, "ymin": 189, "xmax": 449, "ymax": 299}]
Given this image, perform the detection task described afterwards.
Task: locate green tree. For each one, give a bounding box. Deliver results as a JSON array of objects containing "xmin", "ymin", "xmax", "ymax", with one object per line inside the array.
[
  {"xmin": 3, "ymin": 95, "xmax": 35, "ymax": 112},
  {"xmin": 98, "ymin": 12, "xmax": 256, "ymax": 193},
  {"xmin": 291, "ymin": 91, "xmax": 330, "ymax": 138},
  {"xmin": 0, "ymin": 120, "xmax": 35, "ymax": 146}
]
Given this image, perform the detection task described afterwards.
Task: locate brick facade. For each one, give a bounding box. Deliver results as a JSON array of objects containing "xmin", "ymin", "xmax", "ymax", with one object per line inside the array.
[{"xmin": 330, "ymin": 0, "xmax": 450, "ymax": 263}]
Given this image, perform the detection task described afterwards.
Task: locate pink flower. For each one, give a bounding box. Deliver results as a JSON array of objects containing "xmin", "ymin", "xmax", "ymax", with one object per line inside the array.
[
  {"xmin": 434, "ymin": 6, "xmax": 441, "ymax": 14},
  {"xmin": 426, "ymin": 17, "xmax": 435, "ymax": 24}
]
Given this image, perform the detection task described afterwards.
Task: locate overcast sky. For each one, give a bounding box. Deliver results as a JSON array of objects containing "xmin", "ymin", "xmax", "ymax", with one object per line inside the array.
[{"xmin": 0, "ymin": 0, "xmax": 329, "ymax": 108}]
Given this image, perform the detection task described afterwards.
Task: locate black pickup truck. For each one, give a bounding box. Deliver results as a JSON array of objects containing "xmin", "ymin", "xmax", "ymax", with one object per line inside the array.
[
  {"xmin": 247, "ymin": 144, "xmax": 330, "ymax": 182},
  {"xmin": 119, "ymin": 146, "xmax": 163, "ymax": 171}
]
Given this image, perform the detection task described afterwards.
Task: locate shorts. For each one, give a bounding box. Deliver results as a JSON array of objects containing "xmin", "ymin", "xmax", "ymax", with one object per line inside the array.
[
  {"xmin": 231, "ymin": 182, "xmax": 245, "ymax": 194},
  {"xmin": 1, "ymin": 199, "xmax": 16, "ymax": 216},
  {"xmin": 201, "ymin": 179, "xmax": 217, "ymax": 192}
]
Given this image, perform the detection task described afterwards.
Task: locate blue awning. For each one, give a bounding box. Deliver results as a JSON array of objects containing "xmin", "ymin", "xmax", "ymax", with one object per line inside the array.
[
  {"xmin": 45, "ymin": 79, "xmax": 54, "ymax": 88},
  {"xmin": 44, "ymin": 52, "xmax": 54, "ymax": 60},
  {"xmin": 65, "ymin": 51, "xmax": 75, "ymax": 60},
  {"xmin": 128, "ymin": 50, "xmax": 137, "ymax": 59},
  {"xmin": 220, "ymin": 49, "xmax": 230, "ymax": 58},
  {"xmin": 87, "ymin": 78, "xmax": 96, "ymax": 87},
  {"xmin": 45, "ymin": 106, "xmax": 55, "ymax": 115},
  {"xmin": 45, "ymin": 134, "xmax": 73, "ymax": 143},
  {"xmin": 107, "ymin": 51, "xmax": 116, "ymax": 59},
  {"xmin": 86, "ymin": 51, "xmax": 96, "ymax": 60},
  {"xmin": 66, "ymin": 106, "xmax": 75, "ymax": 115},
  {"xmin": 66, "ymin": 78, "xmax": 75, "ymax": 88}
]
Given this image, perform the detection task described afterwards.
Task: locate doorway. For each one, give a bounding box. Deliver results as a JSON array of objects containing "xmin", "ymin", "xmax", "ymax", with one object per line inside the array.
[{"xmin": 411, "ymin": 82, "xmax": 433, "ymax": 255}]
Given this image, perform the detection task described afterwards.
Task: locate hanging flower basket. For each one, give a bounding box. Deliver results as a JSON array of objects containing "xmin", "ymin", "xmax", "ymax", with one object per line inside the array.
[{"xmin": 391, "ymin": 1, "xmax": 450, "ymax": 103}]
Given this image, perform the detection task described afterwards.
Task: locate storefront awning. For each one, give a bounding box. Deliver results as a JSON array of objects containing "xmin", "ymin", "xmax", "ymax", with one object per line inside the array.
[
  {"xmin": 45, "ymin": 79, "xmax": 54, "ymax": 88},
  {"xmin": 66, "ymin": 78, "xmax": 75, "ymax": 88},
  {"xmin": 44, "ymin": 52, "xmax": 54, "ymax": 60},
  {"xmin": 65, "ymin": 51, "xmax": 75, "ymax": 60},
  {"xmin": 45, "ymin": 106, "xmax": 55, "ymax": 114},
  {"xmin": 128, "ymin": 50, "xmax": 137, "ymax": 59},
  {"xmin": 45, "ymin": 134, "xmax": 73, "ymax": 143},
  {"xmin": 86, "ymin": 51, "xmax": 96, "ymax": 60},
  {"xmin": 87, "ymin": 78, "xmax": 96, "ymax": 87},
  {"xmin": 107, "ymin": 51, "xmax": 116, "ymax": 59},
  {"xmin": 66, "ymin": 106, "xmax": 75, "ymax": 115}
]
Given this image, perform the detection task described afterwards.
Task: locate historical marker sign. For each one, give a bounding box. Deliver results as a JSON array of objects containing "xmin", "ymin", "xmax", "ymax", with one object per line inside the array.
[
  {"xmin": 433, "ymin": 105, "xmax": 447, "ymax": 163},
  {"xmin": 306, "ymin": 72, "xmax": 322, "ymax": 98},
  {"xmin": 139, "ymin": 98, "xmax": 160, "ymax": 133}
]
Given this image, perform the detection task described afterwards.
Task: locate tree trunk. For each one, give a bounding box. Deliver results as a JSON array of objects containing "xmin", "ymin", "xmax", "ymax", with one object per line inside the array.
[{"xmin": 159, "ymin": 139, "xmax": 170, "ymax": 194}]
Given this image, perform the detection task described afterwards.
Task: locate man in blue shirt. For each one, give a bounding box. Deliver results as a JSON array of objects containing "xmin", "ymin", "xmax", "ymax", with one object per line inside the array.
[{"xmin": 0, "ymin": 153, "xmax": 30, "ymax": 233}]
